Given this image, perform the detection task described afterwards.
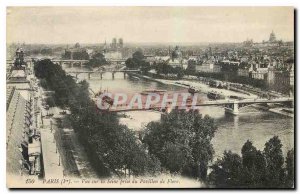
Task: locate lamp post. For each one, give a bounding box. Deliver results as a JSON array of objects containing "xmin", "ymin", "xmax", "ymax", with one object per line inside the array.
[{"xmin": 50, "ymin": 119, "xmax": 53, "ymax": 133}]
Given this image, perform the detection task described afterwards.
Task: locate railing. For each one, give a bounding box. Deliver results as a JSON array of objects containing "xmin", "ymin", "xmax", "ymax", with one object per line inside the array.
[
  {"xmin": 66, "ymin": 69, "xmax": 140, "ymax": 74},
  {"xmin": 104, "ymin": 97, "xmax": 293, "ymax": 112}
]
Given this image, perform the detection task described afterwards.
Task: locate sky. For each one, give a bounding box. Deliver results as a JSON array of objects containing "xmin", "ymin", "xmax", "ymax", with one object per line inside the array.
[{"xmin": 6, "ymin": 7, "xmax": 294, "ymax": 44}]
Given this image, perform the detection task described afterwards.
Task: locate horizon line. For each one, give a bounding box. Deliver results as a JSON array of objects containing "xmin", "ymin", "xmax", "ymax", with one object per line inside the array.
[{"xmin": 6, "ymin": 40, "xmax": 295, "ymax": 45}]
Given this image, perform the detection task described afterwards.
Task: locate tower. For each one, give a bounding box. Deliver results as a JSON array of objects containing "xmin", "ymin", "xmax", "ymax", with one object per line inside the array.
[
  {"xmin": 118, "ymin": 38, "xmax": 123, "ymax": 49},
  {"xmin": 269, "ymin": 30, "xmax": 276, "ymax": 42},
  {"xmin": 103, "ymin": 39, "xmax": 108, "ymax": 51},
  {"xmin": 112, "ymin": 38, "xmax": 117, "ymax": 50},
  {"xmin": 14, "ymin": 48, "xmax": 25, "ymax": 68}
]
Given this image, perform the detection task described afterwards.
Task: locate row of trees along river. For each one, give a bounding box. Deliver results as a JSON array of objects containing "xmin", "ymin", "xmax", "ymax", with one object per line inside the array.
[{"xmin": 34, "ymin": 59, "xmax": 294, "ymax": 188}]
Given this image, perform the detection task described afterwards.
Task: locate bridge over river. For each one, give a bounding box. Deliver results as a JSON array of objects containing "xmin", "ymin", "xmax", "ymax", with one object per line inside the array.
[
  {"xmin": 105, "ymin": 97, "xmax": 293, "ymax": 115},
  {"xmin": 51, "ymin": 58, "xmax": 127, "ymax": 67},
  {"xmin": 66, "ymin": 69, "xmax": 141, "ymax": 79}
]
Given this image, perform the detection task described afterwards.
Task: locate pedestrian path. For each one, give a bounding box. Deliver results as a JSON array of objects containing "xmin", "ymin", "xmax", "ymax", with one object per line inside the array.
[
  {"xmin": 38, "ymin": 87, "xmax": 64, "ymax": 179},
  {"xmin": 40, "ymin": 126, "xmax": 64, "ymax": 179}
]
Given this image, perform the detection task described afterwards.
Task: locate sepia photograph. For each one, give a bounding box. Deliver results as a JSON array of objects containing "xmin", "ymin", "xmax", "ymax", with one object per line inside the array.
[{"xmin": 5, "ymin": 6, "xmax": 295, "ymax": 189}]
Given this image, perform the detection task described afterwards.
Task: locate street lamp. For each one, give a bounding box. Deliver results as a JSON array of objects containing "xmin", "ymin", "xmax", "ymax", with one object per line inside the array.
[{"xmin": 50, "ymin": 119, "xmax": 53, "ymax": 132}]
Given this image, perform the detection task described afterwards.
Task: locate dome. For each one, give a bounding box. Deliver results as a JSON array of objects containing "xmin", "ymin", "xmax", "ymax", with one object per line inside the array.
[{"xmin": 172, "ymin": 46, "xmax": 182, "ymax": 59}]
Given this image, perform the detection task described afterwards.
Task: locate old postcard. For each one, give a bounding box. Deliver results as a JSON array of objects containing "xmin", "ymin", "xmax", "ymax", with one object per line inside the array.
[{"xmin": 6, "ymin": 6, "xmax": 294, "ymax": 188}]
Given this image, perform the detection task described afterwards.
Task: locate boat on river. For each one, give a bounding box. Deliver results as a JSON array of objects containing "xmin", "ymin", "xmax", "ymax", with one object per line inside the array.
[
  {"xmin": 188, "ymin": 86, "xmax": 199, "ymax": 95},
  {"xmin": 140, "ymin": 89, "xmax": 167, "ymax": 95},
  {"xmin": 207, "ymin": 91, "xmax": 225, "ymax": 100},
  {"xmin": 131, "ymin": 76, "xmax": 140, "ymax": 81},
  {"xmin": 93, "ymin": 88, "xmax": 114, "ymax": 107}
]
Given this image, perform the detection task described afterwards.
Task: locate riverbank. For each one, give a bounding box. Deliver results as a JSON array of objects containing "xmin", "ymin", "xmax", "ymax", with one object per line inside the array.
[
  {"xmin": 269, "ymin": 108, "xmax": 294, "ymax": 118},
  {"xmin": 246, "ymin": 104, "xmax": 294, "ymax": 118}
]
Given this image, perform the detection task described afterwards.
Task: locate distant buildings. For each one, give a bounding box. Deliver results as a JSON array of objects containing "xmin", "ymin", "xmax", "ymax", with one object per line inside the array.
[
  {"xmin": 196, "ymin": 57, "xmax": 221, "ymax": 73},
  {"xmin": 196, "ymin": 63, "xmax": 221, "ymax": 73},
  {"xmin": 237, "ymin": 68, "xmax": 250, "ymax": 77},
  {"xmin": 14, "ymin": 48, "xmax": 26, "ymax": 68},
  {"xmin": 148, "ymin": 46, "xmax": 189, "ymax": 69},
  {"xmin": 269, "ymin": 31, "xmax": 277, "ymax": 42},
  {"xmin": 8, "ymin": 48, "xmax": 28, "ymax": 83},
  {"xmin": 103, "ymin": 51, "xmax": 122, "ymax": 60},
  {"xmin": 186, "ymin": 32, "xmax": 293, "ymax": 95},
  {"xmin": 63, "ymin": 43, "xmax": 90, "ymax": 60},
  {"xmin": 102, "ymin": 38, "xmax": 124, "ymax": 60},
  {"xmin": 108, "ymin": 38, "xmax": 123, "ymax": 51},
  {"xmin": 243, "ymin": 39, "xmax": 254, "ymax": 47},
  {"xmin": 262, "ymin": 31, "xmax": 283, "ymax": 46},
  {"xmin": 169, "ymin": 46, "xmax": 185, "ymax": 68},
  {"xmin": 62, "ymin": 39, "xmax": 125, "ymax": 60}
]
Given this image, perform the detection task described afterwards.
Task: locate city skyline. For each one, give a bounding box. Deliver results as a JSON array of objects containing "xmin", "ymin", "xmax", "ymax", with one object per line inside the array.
[{"xmin": 7, "ymin": 7, "xmax": 294, "ymax": 44}]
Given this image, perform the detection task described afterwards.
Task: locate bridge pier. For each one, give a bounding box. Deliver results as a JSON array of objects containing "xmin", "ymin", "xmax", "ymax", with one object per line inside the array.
[
  {"xmin": 88, "ymin": 73, "xmax": 91, "ymax": 79},
  {"xmin": 224, "ymin": 102, "xmax": 239, "ymax": 115},
  {"xmin": 100, "ymin": 73, "xmax": 103, "ymax": 80},
  {"xmin": 112, "ymin": 72, "xmax": 115, "ymax": 79},
  {"xmin": 123, "ymin": 72, "xmax": 126, "ymax": 79}
]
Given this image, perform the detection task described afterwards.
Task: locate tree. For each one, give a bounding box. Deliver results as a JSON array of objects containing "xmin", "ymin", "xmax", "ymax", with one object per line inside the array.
[
  {"xmin": 285, "ymin": 149, "xmax": 294, "ymax": 188},
  {"xmin": 157, "ymin": 62, "xmax": 172, "ymax": 75},
  {"xmin": 143, "ymin": 110, "xmax": 217, "ymax": 180},
  {"xmin": 174, "ymin": 67, "xmax": 184, "ymax": 79},
  {"xmin": 264, "ymin": 136, "xmax": 285, "ymax": 188},
  {"xmin": 209, "ymin": 151, "xmax": 243, "ymax": 188},
  {"xmin": 189, "ymin": 114, "xmax": 217, "ymax": 179},
  {"xmin": 125, "ymin": 50, "xmax": 146, "ymax": 70},
  {"xmin": 241, "ymin": 140, "xmax": 258, "ymax": 168},
  {"xmin": 160, "ymin": 142, "xmax": 192, "ymax": 173},
  {"xmin": 39, "ymin": 78, "xmax": 48, "ymax": 89},
  {"xmin": 208, "ymin": 136, "xmax": 293, "ymax": 188},
  {"xmin": 140, "ymin": 61, "xmax": 151, "ymax": 74},
  {"xmin": 46, "ymin": 96, "xmax": 56, "ymax": 107},
  {"xmin": 85, "ymin": 52, "xmax": 107, "ymax": 68},
  {"xmin": 125, "ymin": 58, "xmax": 138, "ymax": 69},
  {"xmin": 186, "ymin": 60, "xmax": 196, "ymax": 75},
  {"xmin": 132, "ymin": 50, "xmax": 144, "ymax": 61},
  {"xmin": 241, "ymin": 140, "xmax": 266, "ymax": 187},
  {"xmin": 72, "ymin": 50, "xmax": 90, "ymax": 60}
]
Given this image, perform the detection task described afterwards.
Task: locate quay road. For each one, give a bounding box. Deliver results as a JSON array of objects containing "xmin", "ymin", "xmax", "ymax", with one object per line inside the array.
[
  {"xmin": 36, "ymin": 87, "xmax": 64, "ymax": 179},
  {"xmin": 36, "ymin": 84, "xmax": 97, "ymax": 179}
]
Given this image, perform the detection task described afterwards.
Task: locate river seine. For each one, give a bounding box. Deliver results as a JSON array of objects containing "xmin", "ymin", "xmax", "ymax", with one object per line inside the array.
[{"xmin": 68, "ymin": 68, "xmax": 294, "ymax": 160}]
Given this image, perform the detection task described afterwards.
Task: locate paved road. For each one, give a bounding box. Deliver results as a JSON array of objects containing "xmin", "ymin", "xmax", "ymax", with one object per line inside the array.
[{"xmin": 38, "ymin": 94, "xmax": 64, "ymax": 179}]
